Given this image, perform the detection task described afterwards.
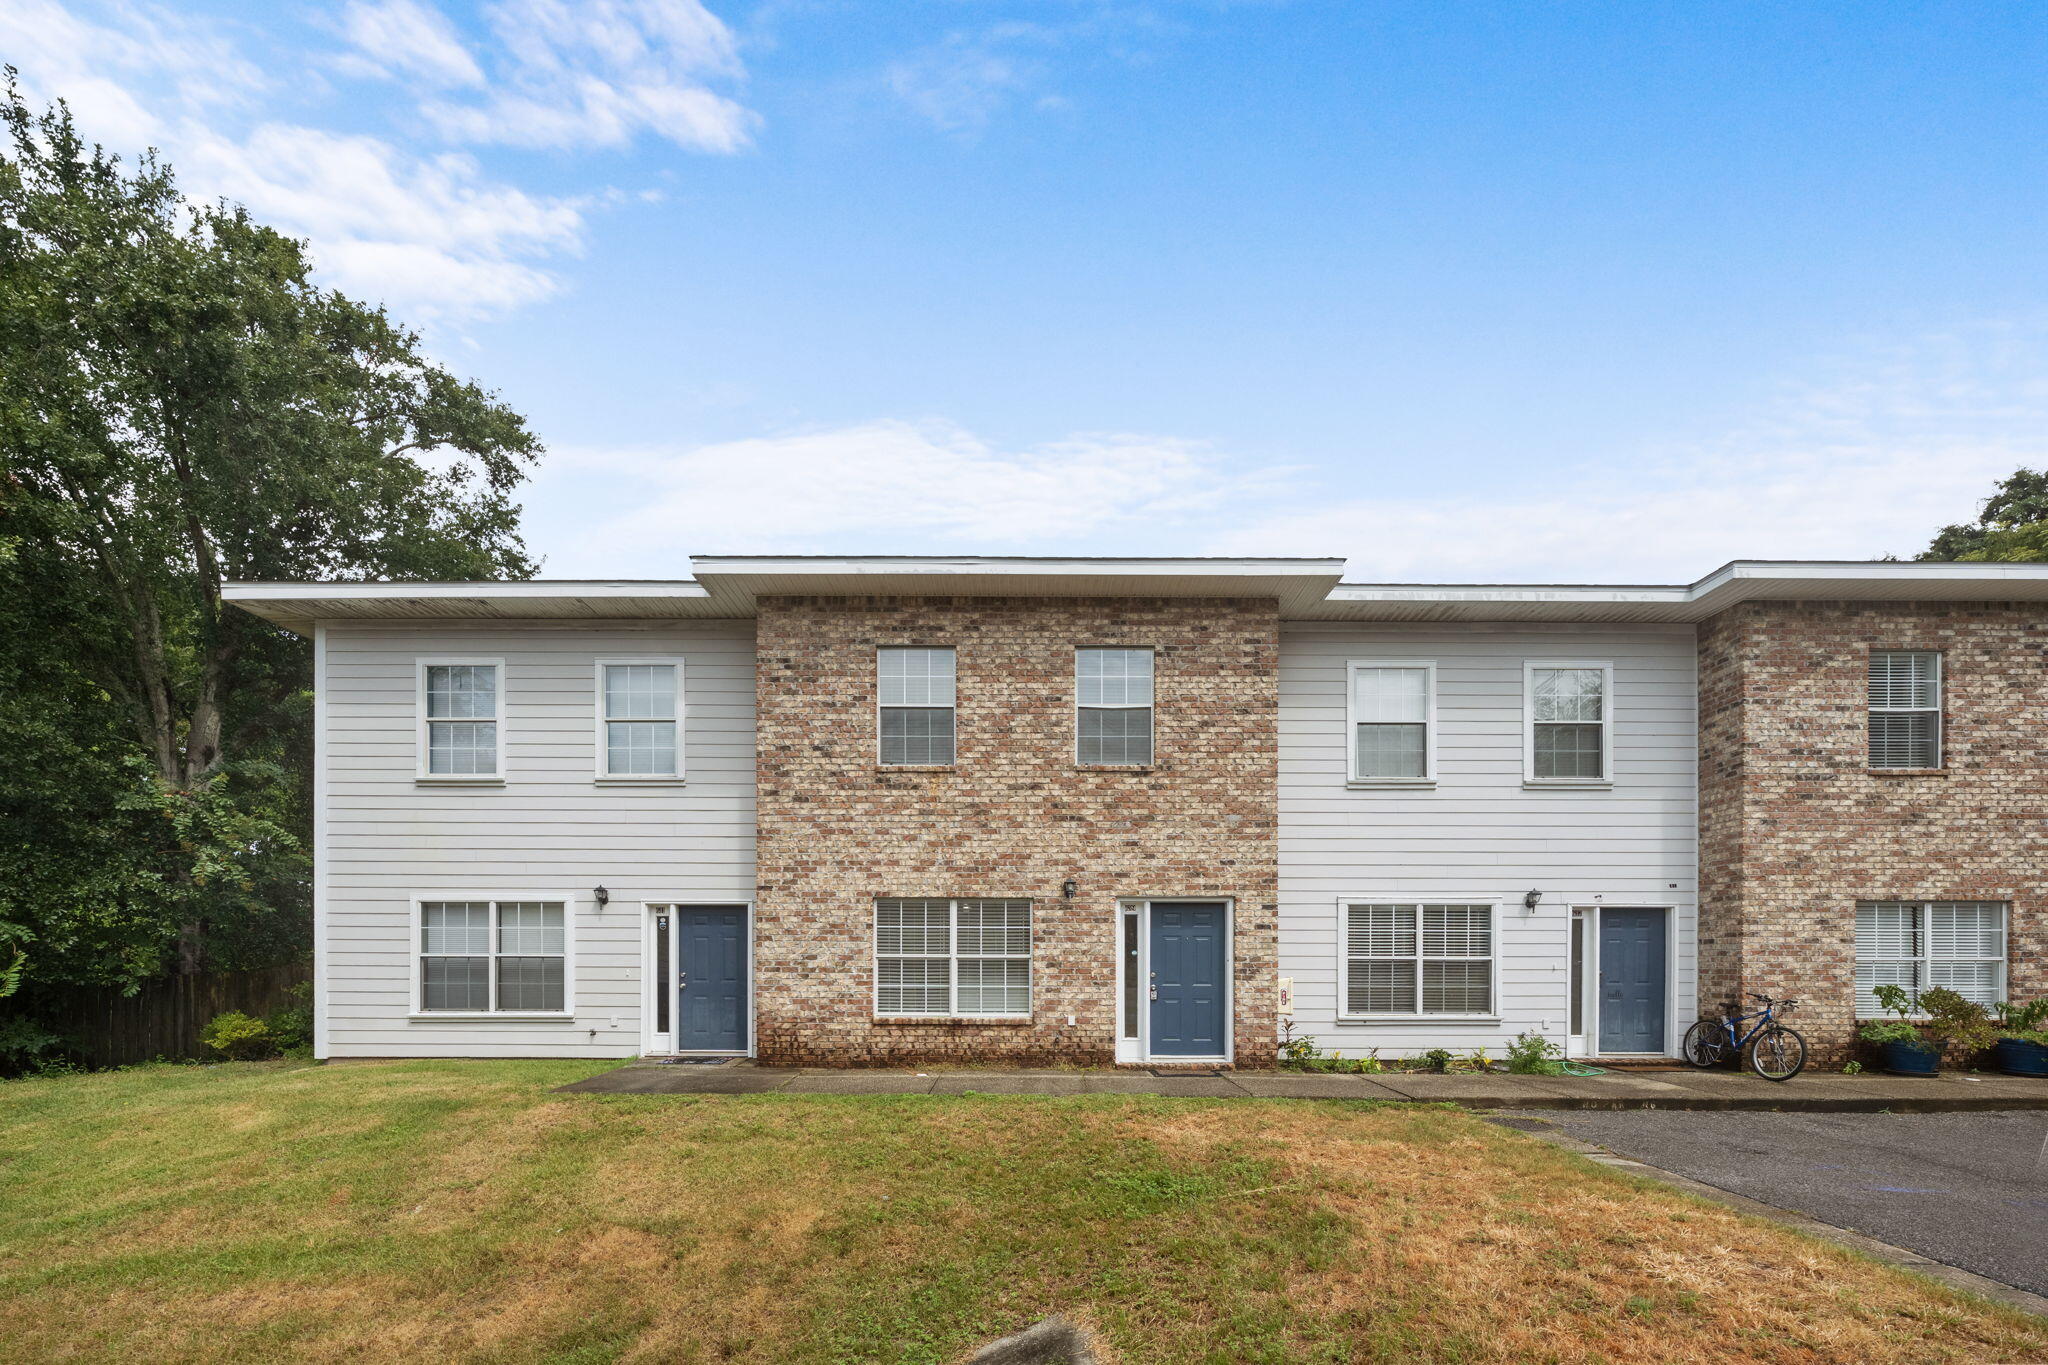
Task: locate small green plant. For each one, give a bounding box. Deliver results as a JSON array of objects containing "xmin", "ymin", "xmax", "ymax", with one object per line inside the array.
[
  {"xmin": 0, "ymin": 1017, "xmax": 68, "ymax": 1078},
  {"xmin": 1277, "ymin": 1017, "xmax": 1321, "ymax": 1068},
  {"xmin": 1839, "ymin": 1060, "xmax": 1863, "ymax": 1075},
  {"xmin": 1992, "ymin": 998, "xmax": 2048, "ymax": 1044},
  {"xmin": 1918, "ymin": 986, "xmax": 1998, "ymax": 1051},
  {"xmin": 1505, "ymin": 1030, "xmax": 1568, "ymax": 1076},
  {"xmin": 1416, "ymin": 1047, "xmax": 1455, "ymax": 1073},
  {"xmin": 201, "ymin": 1011, "xmax": 275, "ymax": 1061}
]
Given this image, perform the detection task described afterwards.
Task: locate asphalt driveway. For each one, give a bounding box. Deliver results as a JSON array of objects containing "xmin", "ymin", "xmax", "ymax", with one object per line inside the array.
[{"xmin": 1511, "ymin": 1108, "xmax": 2048, "ymax": 1296}]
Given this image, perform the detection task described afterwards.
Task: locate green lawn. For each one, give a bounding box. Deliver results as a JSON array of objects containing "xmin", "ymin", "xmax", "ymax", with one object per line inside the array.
[{"xmin": 0, "ymin": 1060, "xmax": 2040, "ymax": 1364}]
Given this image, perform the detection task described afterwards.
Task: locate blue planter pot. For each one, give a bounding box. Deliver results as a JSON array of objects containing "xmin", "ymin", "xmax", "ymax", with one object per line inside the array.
[
  {"xmin": 1879, "ymin": 1039, "xmax": 1942, "ymax": 1076},
  {"xmin": 1993, "ymin": 1038, "xmax": 2048, "ymax": 1078}
]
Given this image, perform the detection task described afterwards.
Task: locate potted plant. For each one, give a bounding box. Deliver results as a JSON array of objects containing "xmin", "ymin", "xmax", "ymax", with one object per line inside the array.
[
  {"xmin": 1858, "ymin": 985, "xmax": 1996, "ymax": 1076},
  {"xmin": 1991, "ymin": 999, "xmax": 2048, "ymax": 1078}
]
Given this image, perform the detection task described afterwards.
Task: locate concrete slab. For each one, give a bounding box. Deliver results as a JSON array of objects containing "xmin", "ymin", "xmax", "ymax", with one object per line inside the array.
[
  {"xmin": 930, "ymin": 1073, "xmax": 1242, "ymax": 1097},
  {"xmin": 1230, "ymin": 1073, "xmax": 1408, "ymax": 1101},
  {"xmin": 783, "ymin": 1073, "xmax": 938, "ymax": 1094}
]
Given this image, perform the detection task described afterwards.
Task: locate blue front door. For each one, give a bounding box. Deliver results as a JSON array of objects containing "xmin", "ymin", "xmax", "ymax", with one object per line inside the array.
[
  {"xmin": 1598, "ymin": 909, "xmax": 1667, "ymax": 1054},
  {"xmin": 677, "ymin": 907, "xmax": 748, "ymax": 1051},
  {"xmin": 1149, "ymin": 903, "xmax": 1228, "ymax": 1057}
]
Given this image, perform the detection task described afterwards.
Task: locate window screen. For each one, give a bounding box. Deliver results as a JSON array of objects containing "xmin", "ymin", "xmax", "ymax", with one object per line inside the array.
[
  {"xmin": 1868, "ymin": 651, "xmax": 1940, "ymax": 769},
  {"xmin": 1344, "ymin": 903, "xmax": 1493, "ymax": 1015},
  {"xmin": 1855, "ymin": 900, "xmax": 2005, "ymax": 1014},
  {"xmin": 1530, "ymin": 667, "xmax": 1606, "ymax": 780},
  {"xmin": 875, "ymin": 898, "xmax": 1030, "ymax": 1015},
  {"xmin": 425, "ymin": 664, "xmax": 498, "ymax": 775},
  {"xmin": 1352, "ymin": 665, "xmax": 1430, "ymax": 779},
  {"xmin": 879, "ymin": 648, "xmax": 956, "ymax": 765},
  {"xmin": 1078, "ymin": 648, "xmax": 1154, "ymax": 765},
  {"xmin": 420, "ymin": 900, "xmax": 566, "ymax": 1012}
]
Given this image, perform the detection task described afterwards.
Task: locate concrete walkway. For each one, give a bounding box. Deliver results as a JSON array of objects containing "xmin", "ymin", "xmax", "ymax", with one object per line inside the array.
[{"xmin": 555, "ymin": 1061, "xmax": 2048, "ymax": 1111}]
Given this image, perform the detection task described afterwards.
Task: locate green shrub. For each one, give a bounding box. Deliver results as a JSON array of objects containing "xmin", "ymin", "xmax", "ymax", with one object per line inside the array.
[
  {"xmin": 1857, "ymin": 1020, "xmax": 1923, "ymax": 1045},
  {"xmin": 1505, "ymin": 1030, "xmax": 1567, "ymax": 1075},
  {"xmin": 0, "ymin": 1017, "xmax": 69, "ymax": 1078},
  {"xmin": 1416, "ymin": 1047, "xmax": 1455, "ymax": 1073},
  {"xmin": 266, "ymin": 984, "xmax": 314, "ymax": 1053},
  {"xmin": 1993, "ymin": 998, "xmax": 2048, "ymax": 1040},
  {"xmin": 201, "ymin": 1011, "xmax": 275, "ymax": 1061}
]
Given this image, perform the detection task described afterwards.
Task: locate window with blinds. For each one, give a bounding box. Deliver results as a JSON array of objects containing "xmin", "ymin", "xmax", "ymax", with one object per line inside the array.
[
  {"xmin": 1528, "ymin": 664, "xmax": 1610, "ymax": 781},
  {"xmin": 1077, "ymin": 648, "xmax": 1154, "ymax": 765},
  {"xmin": 879, "ymin": 648, "xmax": 956, "ymax": 765},
  {"xmin": 419, "ymin": 900, "xmax": 567, "ymax": 1013},
  {"xmin": 1349, "ymin": 662, "xmax": 1434, "ymax": 780},
  {"xmin": 1868, "ymin": 651, "xmax": 1941, "ymax": 769},
  {"xmin": 599, "ymin": 661, "xmax": 682, "ymax": 777},
  {"xmin": 422, "ymin": 662, "xmax": 499, "ymax": 776},
  {"xmin": 1342, "ymin": 902, "xmax": 1494, "ymax": 1016},
  {"xmin": 875, "ymin": 898, "xmax": 1031, "ymax": 1016},
  {"xmin": 1855, "ymin": 901, "xmax": 2005, "ymax": 1015}
]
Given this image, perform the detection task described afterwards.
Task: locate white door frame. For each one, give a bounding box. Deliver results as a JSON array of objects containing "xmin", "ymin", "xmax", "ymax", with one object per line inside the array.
[
  {"xmin": 1112, "ymin": 898, "xmax": 1235, "ymax": 1065},
  {"xmin": 1570, "ymin": 903, "xmax": 1677, "ymax": 1058},
  {"xmin": 642, "ymin": 901, "xmax": 756, "ymax": 1057}
]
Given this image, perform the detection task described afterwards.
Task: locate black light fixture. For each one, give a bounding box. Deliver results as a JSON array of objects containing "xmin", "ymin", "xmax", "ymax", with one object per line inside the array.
[
  {"xmin": 1062, "ymin": 879, "xmax": 1078, "ymax": 899},
  {"xmin": 1523, "ymin": 889, "xmax": 1542, "ymax": 911},
  {"xmin": 593, "ymin": 884, "xmax": 610, "ymax": 908}
]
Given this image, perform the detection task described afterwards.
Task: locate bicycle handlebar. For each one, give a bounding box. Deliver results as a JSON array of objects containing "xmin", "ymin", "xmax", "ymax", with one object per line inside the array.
[{"xmin": 1746, "ymin": 992, "xmax": 1799, "ymax": 1010}]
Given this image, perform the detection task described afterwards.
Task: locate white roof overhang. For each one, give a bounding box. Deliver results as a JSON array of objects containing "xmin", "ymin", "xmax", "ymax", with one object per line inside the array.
[{"xmin": 222, "ymin": 557, "xmax": 2048, "ymax": 631}]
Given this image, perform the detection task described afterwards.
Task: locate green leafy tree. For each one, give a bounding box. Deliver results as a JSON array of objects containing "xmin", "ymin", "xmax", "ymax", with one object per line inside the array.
[
  {"xmin": 1919, "ymin": 468, "xmax": 2048, "ymax": 562},
  {"xmin": 0, "ymin": 78, "xmax": 541, "ymax": 1001}
]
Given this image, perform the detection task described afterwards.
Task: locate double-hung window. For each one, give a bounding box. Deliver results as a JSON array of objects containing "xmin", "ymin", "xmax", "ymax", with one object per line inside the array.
[
  {"xmin": 598, "ymin": 660, "xmax": 682, "ymax": 778},
  {"xmin": 421, "ymin": 661, "xmax": 501, "ymax": 778},
  {"xmin": 879, "ymin": 648, "xmax": 956, "ymax": 765},
  {"xmin": 1855, "ymin": 901, "xmax": 2005, "ymax": 1014},
  {"xmin": 1868, "ymin": 650, "xmax": 1941, "ymax": 769},
  {"xmin": 418, "ymin": 899, "xmax": 568, "ymax": 1014},
  {"xmin": 1526, "ymin": 663, "xmax": 1612, "ymax": 783},
  {"xmin": 1349, "ymin": 661, "xmax": 1434, "ymax": 781},
  {"xmin": 1342, "ymin": 902, "xmax": 1495, "ymax": 1016},
  {"xmin": 874, "ymin": 898, "xmax": 1031, "ymax": 1016},
  {"xmin": 1077, "ymin": 648, "xmax": 1154, "ymax": 765}
]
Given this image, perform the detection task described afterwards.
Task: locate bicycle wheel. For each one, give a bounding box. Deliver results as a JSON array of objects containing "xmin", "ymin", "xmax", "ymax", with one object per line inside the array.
[
  {"xmin": 1747, "ymin": 1026, "xmax": 1807, "ymax": 1082},
  {"xmin": 1681, "ymin": 1019, "xmax": 1730, "ymax": 1069}
]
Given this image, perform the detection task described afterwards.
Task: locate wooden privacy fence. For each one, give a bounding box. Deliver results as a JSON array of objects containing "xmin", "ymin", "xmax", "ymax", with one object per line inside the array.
[{"xmin": 50, "ymin": 960, "xmax": 312, "ymax": 1067}]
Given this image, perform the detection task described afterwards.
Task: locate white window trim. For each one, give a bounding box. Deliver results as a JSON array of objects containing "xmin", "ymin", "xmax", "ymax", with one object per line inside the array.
[
  {"xmin": 1333, "ymin": 894, "xmax": 1505, "ymax": 1022},
  {"xmin": 1075, "ymin": 646, "xmax": 1157, "ymax": 767},
  {"xmin": 1345, "ymin": 659, "xmax": 1437, "ymax": 787},
  {"xmin": 1855, "ymin": 900, "xmax": 2007, "ymax": 1016},
  {"xmin": 593, "ymin": 657, "xmax": 687, "ymax": 783},
  {"xmin": 871, "ymin": 897, "xmax": 1033, "ymax": 1019},
  {"xmin": 1523, "ymin": 660, "xmax": 1615, "ymax": 787},
  {"xmin": 876, "ymin": 646, "xmax": 958, "ymax": 767},
  {"xmin": 1868, "ymin": 649, "xmax": 1944, "ymax": 770},
  {"xmin": 416, "ymin": 657, "xmax": 506, "ymax": 784},
  {"xmin": 407, "ymin": 892, "xmax": 579, "ymax": 1019}
]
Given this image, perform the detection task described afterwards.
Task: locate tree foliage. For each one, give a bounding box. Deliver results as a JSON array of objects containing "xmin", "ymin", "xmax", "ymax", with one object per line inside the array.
[
  {"xmin": 1919, "ymin": 467, "xmax": 2048, "ymax": 562},
  {"xmin": 0, "ymin": 78, "xmax": 542, "ymax": 1002}
]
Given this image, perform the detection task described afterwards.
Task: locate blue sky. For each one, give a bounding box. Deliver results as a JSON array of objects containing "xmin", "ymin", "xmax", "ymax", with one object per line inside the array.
[{"xmin": 8, "ymin": 1, "xmax": 2047, "ymax": 580}]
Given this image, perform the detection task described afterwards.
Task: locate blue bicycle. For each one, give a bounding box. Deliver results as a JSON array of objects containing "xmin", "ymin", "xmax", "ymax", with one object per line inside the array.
[{"xmin": 1682, "ymin": 993, "xmax": 1807, "ymax": 1081}]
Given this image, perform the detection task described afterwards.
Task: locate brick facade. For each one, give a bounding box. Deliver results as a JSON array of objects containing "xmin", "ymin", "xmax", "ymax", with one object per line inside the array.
[
  {"xmin": 1697, "ymin": 600, "xmax": 2048, "ymax": 1062},
  {"xmin": 752, "ymin": 595, "xmax": 1280, "ymax": 1068}
]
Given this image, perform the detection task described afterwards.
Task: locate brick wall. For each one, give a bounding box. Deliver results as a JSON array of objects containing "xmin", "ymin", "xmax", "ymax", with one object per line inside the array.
[
  {"xmin": 1696, "ymin": 600, "xmax": 2048, "ymax": 1061},
  {"xmin": 752, "ymin": 595, "xmax": 1281, "ymax": 1068}
]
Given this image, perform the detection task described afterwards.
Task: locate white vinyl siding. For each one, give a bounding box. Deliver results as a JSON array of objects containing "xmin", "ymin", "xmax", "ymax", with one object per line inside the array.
[
  {"xmin": 418, "ymin": 899, "xmax": 568, "ymax": 1014},
  {"xmin": 1077, "ymin": 648, "xmax": 1154, "ymax": 765},
  {"xmin": 879, "ymin": 648, "xmax": 956, "ymax": 765},
  {"xmin": 1526, "ymin": 662, "xmax": 1612, "ymax": 783},
  {"xmin": 1349, "ymin": 661, "xmax": 1434, "ymax": 782},
  {"xmin": 420, "ymin": 661, "xmax": 501, "ymax": 777},
  {"xmin": 598, "ymin": 660, "xmax": 682, "ymax": 778},
  {"xmin": 875, "ymin": 898, "xmax": 1031, "ymax": 1016},
  {"xmin": 1279, "ymin": 623, "xmax": 1697, "ymax": 1057},
  {"xmin": 1855, "ymin": 901, "xmax": 2006, "ymax": 1014},
  {"xmin": 1868, "ymin": 651, "xmax": 1941, "ymax": 769},
  {"xmin": 323, "ymin": 619, "xmax": 756, "ymax": 1059},
  {"xmin": 1343, "ymin": 902, "xmax": 1495, "ymax": 1017}
]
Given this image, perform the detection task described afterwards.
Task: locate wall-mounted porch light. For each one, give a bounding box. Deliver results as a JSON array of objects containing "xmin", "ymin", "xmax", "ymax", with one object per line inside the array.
[
  {"xmin": 593, "ymin": 885, "xmax": 610, "ymax": 908},
  {"xmin": 1062, "ymin": 880, "xmax": 1078, "ymax": 899},
  {"xmin": 1522, "ymin": 889, "xmax": 1542, "ymax": 912}
]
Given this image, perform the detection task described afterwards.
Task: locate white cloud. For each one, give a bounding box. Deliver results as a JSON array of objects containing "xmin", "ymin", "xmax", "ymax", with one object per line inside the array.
[
  {"xmin": 1213, "ymin": 327, "xmax": 2048, "ymax": 582},
  {"xmin": 411, "ymin": 0, "xmax": 754, "ymax": 152},
  {"xmin": 0, "ymin": 0, "xmax": 743, "ymax": 321},
  {"xmin": 886, "ymin": 32, "xmax": 1038, "ymax": 134},
  {"xmin": 524, "ymin": 328, "xmax": 2048, "ymax": 580},
  {"xmin": 523, "ymin": 418, "xmax": 1297, "ymax": 574},
  {"xmin": 336, "ymin": 0, "xmax": 485, "ymax": 88}
]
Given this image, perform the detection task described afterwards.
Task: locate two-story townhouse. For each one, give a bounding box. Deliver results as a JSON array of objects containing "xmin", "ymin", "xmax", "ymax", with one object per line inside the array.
[{"xmin": 224, "ymin": 557, "xmax": 2048, "ymax": 1069}]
